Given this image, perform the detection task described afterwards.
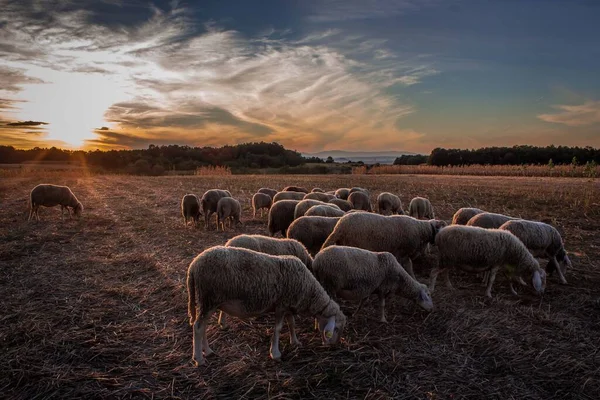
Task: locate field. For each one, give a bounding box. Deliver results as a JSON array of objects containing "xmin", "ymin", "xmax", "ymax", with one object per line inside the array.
[{"xmin": 1, "ymin": 174, "xmax": 599, "ymax": 399}]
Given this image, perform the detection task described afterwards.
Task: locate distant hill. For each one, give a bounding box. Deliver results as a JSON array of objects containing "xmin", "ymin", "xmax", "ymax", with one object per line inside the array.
[{"xmin": 303, "ymin": 150, "xmax": 419, "ymax": 164}]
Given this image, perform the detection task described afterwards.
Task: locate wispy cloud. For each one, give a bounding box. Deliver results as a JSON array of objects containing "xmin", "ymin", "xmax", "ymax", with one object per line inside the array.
[
  {"xmin": 306, "ymin": 0, "xmax": 442, "ymax": 23},
  {"xmin": 538, "ymin": 101, "xmax": 600, "ymax": 127}
]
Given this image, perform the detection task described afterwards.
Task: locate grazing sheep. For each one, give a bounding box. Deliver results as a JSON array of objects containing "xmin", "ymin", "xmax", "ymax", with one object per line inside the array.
[
  {"xmin": 451, "ymin": 207, "xmax": 485, "ymax": 225},
  {"xmin": 287, "ymin": 216, "xmax": 341, "ymax": 256},
  {"xmin": 268, "ymin": 200, "xmax": 301, "ymax": 237},
  {"xmin": 294, "ymin": 199, "xmax": 341, "ymax": 219},
  {"xmin": 304, "ymin": 192, "xmax": 336, "ymax": 202},
  {"xmin": 349, "ymin": 187, "xmax": 369, "ymax": 196},
  {"xmin": 181, "ymin": 194, "xmax": 201, "ymax": 226},
  {"xmin": 328, "ymin": 198, "xmax": 352, "ymax": 212},
  {"xmin": 311, "ymin": 188, "xmax": 324, "ymax": 193},
  {"xmin": 28, "ymin": 184, "xmax": 83, "ymax": 221},
  {"xmin": 313, "ymin": 246, "xmax": 434, "ymax": 322},
  {"xmin": 252, "ymin": 193, "xmax": 272, "ymax": 218},
  {"xmin": 335, "ymin": 188, "xmax": 350, "ymax": 200},
  {"xmin": 322, "ymin": 213, "xmax": 446, "ymax": 279},
  {"xmin": 348, "ymin": 191, "xmax": 372, "ymax": 212},
  {"xmin": 216, "ymin": 197, "xmax": 242, "ymax": 231},
  {"xmin": 466, "ymin": 212, "xmax": 517, "ymax": 229},
  {"xmin": 187, "ymin": 246, "xmax": 347, "ymax": 365},
  {"xmin": 258, "ymin": 188, "xmax": 278, "ymax": 199},
  {"xmin": 283, "ymin": 186, "xmax": 309, "ymax": 193},
  {"xmin": 430, "ymin": 225, "xmax": 546, "ymax": 298},
  {"xmin": 273, "ymin": 191, "xmax": 306, "ymax": 203},
  {"xmin": 499, "ymin": 220, "xmax": 572, "ymax": 285},
  {"xmin": 377, "ymin": 192, "xmax": 404, "ymax": 215},
  {"xmin": 201, "ymin": 189, "xmax": 232, "ymax": 229},
  {"xmin": 305, "ymin": 205, "xmax": 346, "ymax": 218},
  {"xmin": 408, "ymin": 197, "xmax": 435, "ymax": 220}
]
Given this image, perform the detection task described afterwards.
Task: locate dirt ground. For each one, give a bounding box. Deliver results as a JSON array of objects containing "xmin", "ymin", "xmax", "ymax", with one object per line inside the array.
[{"xmin": 1, "ymin": 174, "xmax": 599, "ymax": 399}]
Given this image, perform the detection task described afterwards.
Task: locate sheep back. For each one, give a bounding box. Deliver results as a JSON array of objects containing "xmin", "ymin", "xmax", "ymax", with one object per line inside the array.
[
  {"xmin": 268, "ymin": 200, "xmax": 300, "ymax": 236},
  {"xmin": 273, "ymin": 191, "xmax": 306, "ymax": 203},
  {"xmin": 451, "ymin": 207, "xmax": 484, "ymax": 225},
  {"xmin": 408, "ymin": 197, "xmax": 434, "ymax": 219},
  {"xmin": 348, "ymin": 191, "xmax": 372, "ymax": 212},
  {"xmin": 225, "ymin": 234, "xmax": 313, "ymax": 270},
  {"xmin": 287, "ymin": 216, "xmax": 341, "ymax": 256},
  {"xmin": 377, "ymin": 192, "xmax": 403, "ymax": 215},
  {"xmin": 466, "ymin": 212, "xmax": 517, "ymax": 229}
]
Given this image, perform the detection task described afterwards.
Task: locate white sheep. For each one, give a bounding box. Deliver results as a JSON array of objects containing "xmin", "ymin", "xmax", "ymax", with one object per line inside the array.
[
  {"xmin": 335, "ymin": 188, "xmax": 350, "ymax": 200},
  {"xmin": 321, "ymin": 213, "xmax": 446, "ymax": 279},
  {"xmin": 252, "ymin": 192, "xmax": 272, "ymax": 218},
  {"xmin": 258, "ymin": 187, "xmax": 278, "ymax": 199},
  {"xmin": 287, "ymin": 216, "xmax": 341, "ymax": 256},
  {"xmin": 201, "ymin": 189, "xmax": 232, "ymax": 229},
  {"xmin": 313, "ymin": 246, "xmax": 433, "ymax": 322},
  {"xmin": 430, "ymin": 225, "xmax": 547, "ymax": 298},
  {"xmin": 311, "ymin": 188, "xmax": 324, "ymax": 193},
  {"xmin": 304, "ymin": 192, "xmax": 336, "ymax": 202},
  {"xmin": 294, "ymin": 199, "xmax": 340, "ymax": 219},
  {"xmin": 451, "ymin": 207, "xmax": 484, "ymax": 225},
  {"xmin": 187, "ymin": 246, "xmax": 347, "ymax": 365},
  {"xmin": 408, "ymin": 197, "xmax": 434, "ymax": 219},
  {"xmin": 283, "ymin": 186, "xmax": 309, "ymax": 193},
  {"xmin": 268, "ymin": 200, "xmax": 301, "ymax": 237},
  {"xmin": 328, "ymin": 198, "xmax": 352, "ymax": 212},
  {"xmin": 273, "ymin": 191, "xmax": 306, "ymax": 203},
  {"xmin": 305, "ymin": 205, "xmax": 346, "ymax": 218},
  {"xmin": 499, "ymin": 219, "xmax": 572, "ymax": 285},
  {"xmin": 181, "ymin": 194, "xmax": 201, "ymax": 226},
  {"xmin": 348, "ymin": 191, "xmax": 372, "ymax": 212},
  {"xmin": 216, "ymin": 197, "xmax": 242, "ymax": 231},
  {"xmin": 466, "ymin": 212, "xmax": 517, "ymax": 229},
  {"xmin": 28, "ymin": 184, "xmax": 83, "ymax": 221},
  {"xmin": 377, "ymin": 192, "xmax": 403, "ymax": 215}
]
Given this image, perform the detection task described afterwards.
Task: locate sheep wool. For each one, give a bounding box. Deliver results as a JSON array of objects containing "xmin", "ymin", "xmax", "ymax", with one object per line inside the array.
[
  {"xmin": 304, "ymin": 192, "xmax": 336, "ymax": 202},
  {"xmin": 282, "ymin": 186, "xmax": 309, "ymax": 193},
  {"xmin": 273, "ymin": 191, "xmax": 306, "ymax": 203},
  {"xmin": 29, "ymin": 184, "xmax": 83, "ymax": 221},
  {"xmin": 451, "ymin": 207, "xmax": 484, "ymax": 225},
  {"xmin": 257, "ymin": 187, "xmax": 278, "ymax": 199},
  {"xmin": 294, "ymin": 199, "xmax": 340, "ymax": 219},
  {"xmin": 252, "ymin": 192, "xmax": 273, "ymax": 218},
  {"xmin": 377, "ymin": 192, "xmax": 403, "ymax": 215},
  {"xmin": 216, "ymin": 197, "xmax": 242, "ymax": 231},
  {"xmin": 268, "ymin": 200, "xmax": 301, "ymax": 237},
  {"xmin": 328, "ymin": 198, "xmax": 352, "ymax": 212},
  {"xmin": 201, "ymin": 189, "xmax": 232, "ymax": 229},
  {"xmin": 287, "ymin": 216, "xmax": 341, "ymax": 256},
  {"xmin": 408, "ymin": 197, "xmax": 435, "ymax": 220},
  {"xmin": 305, "ymin": 205, "xmax": 346, "ymax": 218},
  {"xmin": 466, "ymin": 212, "xmax": 517, "ymax": 229},
  {"xmin": 181, "ymin": 194, "xmax": 201, "ymax": 226},
  {"xmin": 348, "ymin": 191, "xmax": 372, "ymax": 212}
]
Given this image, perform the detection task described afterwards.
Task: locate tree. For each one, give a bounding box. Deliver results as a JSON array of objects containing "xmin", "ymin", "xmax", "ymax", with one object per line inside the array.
[{"xmin": 325, "ymin": 156, "xmax": 334, "ymax": 164}]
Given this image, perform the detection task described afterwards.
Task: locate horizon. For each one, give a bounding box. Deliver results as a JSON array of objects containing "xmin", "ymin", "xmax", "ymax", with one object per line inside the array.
[{"xmin": 1, "ymin": 1, "xmax": 599, "ymax": 153}]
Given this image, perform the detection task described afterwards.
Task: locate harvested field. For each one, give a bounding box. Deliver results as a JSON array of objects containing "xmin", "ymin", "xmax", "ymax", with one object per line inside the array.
[{"xmin": 1, "ymin": 174, "xmax": 599, "ymax": 399}]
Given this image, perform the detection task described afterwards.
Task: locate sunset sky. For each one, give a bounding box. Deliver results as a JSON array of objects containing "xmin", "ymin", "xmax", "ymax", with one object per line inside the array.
[{"xmin": 1, "ymin": 0, "xmax": 599, "ymax": 153}]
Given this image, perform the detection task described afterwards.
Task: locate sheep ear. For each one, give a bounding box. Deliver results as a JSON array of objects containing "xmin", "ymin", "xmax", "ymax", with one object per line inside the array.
[
  {"xmin": 532, "ymin": 270, "xmax": 543, "ymax": 292},
  {"xmin": 323, "ymin": 316, "xmax": 335, "ymax": 339}
]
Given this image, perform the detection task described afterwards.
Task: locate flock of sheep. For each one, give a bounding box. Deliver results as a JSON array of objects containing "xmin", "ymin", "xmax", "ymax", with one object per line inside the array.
[{"xmin": 26, "ymin": 183, "xmax": 572, "ymax": 367}]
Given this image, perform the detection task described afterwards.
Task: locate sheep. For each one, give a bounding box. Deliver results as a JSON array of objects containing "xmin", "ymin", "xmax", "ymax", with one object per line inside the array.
[
  {"xmin": 273, "ymin": 191, "xmax": 306, "ymax": 203},
  {"xmin": 313, "ymin": 246, "xmax": 433, "ymax": 322},
  {"xmin": 252, "ymin": 193, "xmax": 272, "ymax": 218},
  {"xmin": 258, "ymin": 187, "xmax": 278, "ymax": 199},
  {"xmin": 201, "ymin": 189, "xmax": 232, "ymax": 229},
  {"xmin": 181, "ymin": 194, "xmax": 201, "ymax": 226},
  {"xmin": 294, "ymin": 199, "xmax": 340, "ymax": 219},
  {"xmin": 216, "ymin": 197, "xmax": 242, "ymax": 231},
  {"xmin": 349, "ymin": 187, "xmax": 369, "ymax": 196},
  {"xmin": 283, "ymin": 186, "xmax": 309, "ymax": 193},
  {"xmin": 304, "ymin": 192, "xmax": 336, "ymax": 202},
  {"xmin": 287, "ymin": 216, "xmax": 341, "ymax": 256},
  {"xmin": 28, "ymin": 184, "xmax": 83, "ymax": 221},
  {"xmin": 311, "ymin": 188, "xmax": 324, "ymax": 193},
  {"xmin": 268, "ymin": 200, "xmax": 301, "ymax": 237},
  {"xmin": 499, "ymin": 220, "xmax": 572, "ymax": 285},
  {"xmin": 321, "ymin": 213, "xmax": 447, "ymax": 279},
  {"xmin": 451, "ymin": 207, "xmax": 485, "ymax": 225},
  {"xmin": 187, "ymin": 246, "xmax": 347, "ymax": 365},
  {"xmin": 348, "ymin": 191, "xmax": 372, "ymax": 212},
  {"xmin": 430, "ymin": 225, "xmax": 547, "ymax": 298},
  {"xmin": 466, "ymin": 212, "xmax": 517, "ymax": 229},
  {"xmin": 328, "ymin": 198, "xmax": 352, "ymax": 212},
  {"xmin": 408, "ymin": 197, "xmax": 435, "ymax": 219},
  {"xmin": 377, "ymin": 192, "xmax": 404, "ymax": 215},
  {"xmin": 335, "ymin": 188, "xmax": 350, "ymax": 200},
  {"xmin": 305, "ymin": 205, "xmax": 346, "ymax": 218}
]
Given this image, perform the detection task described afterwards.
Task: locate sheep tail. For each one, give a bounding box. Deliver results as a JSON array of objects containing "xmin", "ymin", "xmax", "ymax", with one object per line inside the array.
[{"xmin": 187, "ymin": 269, "xmax": 197, "ymax": 326}]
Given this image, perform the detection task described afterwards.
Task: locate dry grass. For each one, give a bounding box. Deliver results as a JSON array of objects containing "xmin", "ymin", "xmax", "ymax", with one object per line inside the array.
[
  {"xmin": 1, "ymin": 173, "xmax": 599, "ymax": 399},
  {"xmin": 195, "ymin": 166, "xmax": 232, "ymax": 176}
]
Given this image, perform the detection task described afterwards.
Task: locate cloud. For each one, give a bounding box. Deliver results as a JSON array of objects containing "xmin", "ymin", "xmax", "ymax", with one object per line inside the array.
[
  {"xmin": 537, "ymin": 101, "xmax": 600, "ymax": 127},
  {"xmin": 5, "ymin": 120, "xmax": 49, "ymax": 127},
  {"xmin": 0, "ymin": 66, "xmax": 47, "ymax": 92},
  {"xmin": 306, "ymin": 0, "xmax": 442, "ymax": 23}
]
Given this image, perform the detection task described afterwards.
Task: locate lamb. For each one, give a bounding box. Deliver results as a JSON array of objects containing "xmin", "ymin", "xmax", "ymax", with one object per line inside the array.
[
  {"xmin": 311, "ymin": 188, "xmax": 324, "ymax": 193},
  {"xmin": 28, "ymin": 184, "xmax": 83, "ymax": 221},
  {"xmin": 268, "ymin": 200, "xmax": 301, "ymax": 237},
  {"xmin": 328, "ymin": 198, "xmax": 352, "ymax": 212},
  {"xmin": 499, "ymin": 220, "xmax": 572, "ymax": 285},
  {"xmin": 258, "ymin": 187, "xmax": 278, "ymax": 199},
  {"xmin": 408, "ymin": 197, "xmax": 435, "ymax": 219},
  {"xmin": 201, "ymin": 189, "xmax": 232, "ymax": 229},
  {"xmin": 283, "ymin": 186, "xmax": 309, "ymax": 193},
  {"xmin": 294, "ymin": 199, "xmax": 340, "ymax": 219},
  {"xmin": 466, "ymin": 212, "xmax": 517, "ymax": 229},
  {"xmin": 273, "ymin": 191, "xmax": 306, "ymax": 203},
  {"xmin": 181, "ymin": 194, "xmax": 201, "ymax": 226},
  {"xmin": 348, "ymin": 191, "xmax": 373, "ymax": 212},
  {"xmin": 313, "ymin": 246, "xmax": 433, "ymax": 322},
  {"xmin": 335, "ymin": 188, "xmax": 350, "ymax": 200},
  {"xmin": 321, "ymin": 213, "xmax": 447, "ymax": 279},
  {"xmin": 305, "ymin": 205, "xmax": 346, "ymax": 218},
  {"xmin": 451, "ymin": 207, "xmax": 485, "ymax": 225},
  {"xmin": 430, "ymin": 225, "xmax": 546, "ymax": 298},
  {"xmin": 377, "ymin": 192, "xmax": 404, "ymax": 215},
  {"xmin": 187, "ymin": 246, "xmax": 347, "ymax": 365},
  {"xmin": 252, "ymin": 193, "xmax": 272, "ymax": 218},
  {"xmin": 304, "ymin": 192, "xmax": 336, "ymax": 202},
  {"xmin": 287, "ymin": 216, "xmax": 341, "ymax": 256},
  {"xmin": 216, "ymin": 197, "xmax": 242, "ymax": 231}
]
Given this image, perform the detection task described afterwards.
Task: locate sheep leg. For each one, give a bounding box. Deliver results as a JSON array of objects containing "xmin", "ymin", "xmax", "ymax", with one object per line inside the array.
[
  {"xmin": 270, "ymin": 313, "xmax": 285, "ymax": 361},
  {"xmin": 217, "ymin": 311, "xmax": 227, "ymax": 329},
  {"xmin": 61, "ymin": 206, "xmax": 65, "ymax": 220},
  {"xmin": 548, "ymin": 257, "xmax": 567, "ymax": 285},
  {"xmin": 28, "ymin": 207, "xmax": 34, "ymax": 221},
  {"xmin": 378, "ymin": 294, "xmax": 388, "ymax": 323},
  {"xmin": 253, "ymin": 208, "xmax": 256, "ymax": 218},
  {"xmin": 286, "ymin": 314, "xmax": 301, "ymax": 346},
  {"xmin": 509, "ymin": 281, "xmax": 519, "ymax": 296},
  {"xmin": 404, "ymin": 258, "xmax": 416, "ymax": 279},
  {"xmin": 352, "ymin": 298, "xmax": 366, "ymax": 317},
  {"xmin": 443, "ymin": 269, "xmax": 454, "ymax": 290},
  {"xmin": 192, "ymin": 316, "xmax": 211, "ymax": 366},
  {"xmin": 485, "ymin": 266, "xmax": 500, "ymax": 298},
  {"xmin": 429, "ymin": 267, "xmax": 441, "ymax": 293}
]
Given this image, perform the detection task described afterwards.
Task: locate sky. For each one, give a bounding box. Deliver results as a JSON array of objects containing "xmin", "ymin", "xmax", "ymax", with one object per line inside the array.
[{"xmin": 0, "ymin": 0, "xmax": 599, "ymax": 154}]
